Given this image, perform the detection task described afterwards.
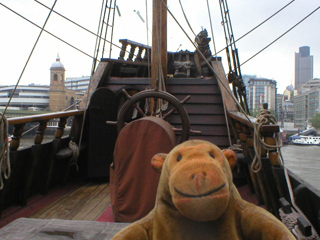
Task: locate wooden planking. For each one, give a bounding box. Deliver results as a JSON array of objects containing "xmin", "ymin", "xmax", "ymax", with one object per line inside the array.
[
  {"xmin": 0, "ymin": 182, "xmax": 83, "ymax": 228},
  {"xmin": 183, "ymin": 104, "xmax": 225, "ymax": 115},
  {"xmin": 30, "ymin": 182, "xmax": 94, "ymax": 219},
  {"xmin": 174, "ymin": 94, "xmax": 223, "ymax": 104},
  {"xmin": 189, "ymin": 135, "xmax": 230, "ymax": 148},
  {"xmin": 30, "ymin": 182, "xmax": 111, "ymax": 221},
  {"xmin": 71, "ymin": 183, "xmax": 110, "ymax": 220},
  {"xmin": 168, "ymin": 85, "xmax": 221, "ymax": 94},
  {"xmin": 170, "ymin": 114, "xmax": 227, "ymax": 125},
  {"xmin": 82, "ymin": 190, "xmax": 111, "ymax": 221},
  {"xmin": 63, "ymin": 183, "xmax": 109, "ymax": 220}
]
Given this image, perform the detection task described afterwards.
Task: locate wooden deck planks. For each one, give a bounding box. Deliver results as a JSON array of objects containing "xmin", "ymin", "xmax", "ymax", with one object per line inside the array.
[
  {"xmin": 82, "ymin": 189, "xmax": 111, "ymax": 221},
  {"xmin": 72, "ymin": 183, "xmax": 111, "ymax": 220},
  {"xmin": 29, "ymin": 181, "xmax": 111, "ymax": 221}
]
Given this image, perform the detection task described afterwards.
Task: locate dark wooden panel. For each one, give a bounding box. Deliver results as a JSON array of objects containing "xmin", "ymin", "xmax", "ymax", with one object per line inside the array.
[
  {"xmin": 188, "ymin": 135, "xmax": 230, "ymax": 148},
  {"xmin": 190, "ymin": 125, "xmax": 228, "ymax": 136},
  {"xmin": 174, "ymin": 94, "xmax": 223, "ymax": 104},
  {"xmin": 183, "ymin": 104, "xmax": 224, "ymax": 115},
  {"xmin": 87, "ymin": 88, "xmax": 118, "ymax": 178},
  {"xmin": 169, "ymin": 114, "xmax": 227, "ymax": 125},
  {"xmin": 168, "ymin": 85, "xmax": 221, "ymax": 94},
  {"xmin": 168, "ymin": 78, "xmax": 218, "ymax": 85}
]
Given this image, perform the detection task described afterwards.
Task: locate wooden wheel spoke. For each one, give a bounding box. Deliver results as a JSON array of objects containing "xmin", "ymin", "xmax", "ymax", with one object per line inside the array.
[
  {"xmin": 172, "ymin": 127, "xmax": 183, "ymax": 133},
  {"xmin": 117, "ymin": 89, "xmax": 190, "ymax": 143},
  {"xmin": 151, "ymin": 97, "xmax": 158, "ymax": 116},
  {"xmin": 134, "ymin": 103, "xmax": 146, "ymax": 117},
  {"xmin": 162, "ymin": 107, "xmax": 176, "ymax": 120}
]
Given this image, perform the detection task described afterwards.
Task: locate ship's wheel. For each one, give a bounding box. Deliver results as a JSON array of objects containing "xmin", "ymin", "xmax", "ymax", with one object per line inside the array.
[{"xmin": 114, "ymin": 89, "xmax": 191, "ymax": 143}]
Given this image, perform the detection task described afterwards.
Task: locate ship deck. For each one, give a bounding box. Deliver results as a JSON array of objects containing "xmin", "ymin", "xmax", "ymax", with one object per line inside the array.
[
  {"xmin": 0, "ymin": 181, "xmax": 112, "ymax": 228},
  {"xmin": 0, "ymin": 180, "xmax": 261, "ymax": 239},
  {"xmin": 0, "ymin": 179, "xmax": 259, "ymax": 228}
]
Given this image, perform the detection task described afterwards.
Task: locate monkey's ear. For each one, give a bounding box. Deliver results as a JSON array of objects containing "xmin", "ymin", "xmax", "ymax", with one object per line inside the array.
[
  {"xmin": 151, "ymin": 153, "xmax": 167, "ymax": 173},
  {"xmin": 222, "ymin": 149, "xmax": 237, "ymax": 169}
]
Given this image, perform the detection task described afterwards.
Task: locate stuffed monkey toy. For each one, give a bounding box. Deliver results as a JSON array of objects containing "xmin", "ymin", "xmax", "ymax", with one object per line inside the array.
[{"xmin": 112, "ymin": 140, "xmax": 295, "ymax": 240}]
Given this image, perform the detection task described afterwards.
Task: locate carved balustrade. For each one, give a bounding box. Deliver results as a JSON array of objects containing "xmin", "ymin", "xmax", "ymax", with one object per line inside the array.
[
  {"xmin": 118, "ymin": 39, "xmax": 151, "ymax": 62},
  {"xmin": 8, "ymin": 110, "xmax": 84, "ymax": 151}
]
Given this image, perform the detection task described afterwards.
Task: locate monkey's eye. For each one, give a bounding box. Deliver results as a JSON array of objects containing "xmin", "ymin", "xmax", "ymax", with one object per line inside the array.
[
  {"xmin": 209, "ymin": 152, "xmax": 215, "ymax": 158},
  {"xmin": 177, "ymin": 155, "xmax": 182, "ymax": 161}
]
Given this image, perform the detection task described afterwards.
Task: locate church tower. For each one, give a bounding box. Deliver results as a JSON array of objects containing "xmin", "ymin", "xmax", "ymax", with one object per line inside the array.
[{"xmin": 49, "ymin": 54, "xmax": 67, "ymax": 111}]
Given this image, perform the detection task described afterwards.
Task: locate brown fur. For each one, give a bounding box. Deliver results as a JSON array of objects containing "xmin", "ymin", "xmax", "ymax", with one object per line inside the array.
[{"xmin": 112, "ymin": 140, "xmax": 295, "ymax": 240}]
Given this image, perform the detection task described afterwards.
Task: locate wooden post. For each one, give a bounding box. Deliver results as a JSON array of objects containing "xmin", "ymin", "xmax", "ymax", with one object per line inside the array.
[{"xmin": 152, "ymin": 0, "xmax": 167, "ymax": 89}]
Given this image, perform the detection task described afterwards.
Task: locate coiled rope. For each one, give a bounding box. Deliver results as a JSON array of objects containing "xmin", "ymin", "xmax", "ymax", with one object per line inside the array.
[
  {"xmin": 251, "ymin": 108, "xmax": 283, "ymax": 172},
  {"xmin": 68, "ymin": 140, "xmax": 79, "ymax": 171},
  {"xmin": 279, "ymin": 208, "xmax": 319, "ymax": 240},
  {"xmin": 0, "ymin": 113, "xmax": 10, "ymax": 190},
  {"xmin": 253, "ymin": 109, "xmax": 320, "ymax": 238}
]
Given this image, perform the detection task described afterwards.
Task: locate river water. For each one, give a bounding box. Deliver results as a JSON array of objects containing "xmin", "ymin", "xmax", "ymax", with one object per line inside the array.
[{"xmin": 281, "ymin": 144, "xmax": 320, "ymax": 191}]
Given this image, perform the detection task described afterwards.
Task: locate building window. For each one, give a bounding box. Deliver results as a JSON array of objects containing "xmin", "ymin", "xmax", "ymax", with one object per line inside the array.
[{"xmin": 53, "ymin": 74, "xmax": 58, "ymax": 81}]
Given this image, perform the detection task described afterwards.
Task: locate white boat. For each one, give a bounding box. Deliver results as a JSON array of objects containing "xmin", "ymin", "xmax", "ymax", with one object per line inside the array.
[{"xmin": 292, "ymin": 135, "xmax": 320, "ymax": 145}]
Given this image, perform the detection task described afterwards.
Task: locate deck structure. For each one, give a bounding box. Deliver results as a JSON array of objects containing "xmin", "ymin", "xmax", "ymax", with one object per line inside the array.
[{"xmin": 0, "ymin": 181, "xmax": 111, "ymax": 228}]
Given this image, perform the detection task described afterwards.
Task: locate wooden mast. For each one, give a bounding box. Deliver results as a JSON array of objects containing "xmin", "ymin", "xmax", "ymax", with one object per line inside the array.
[{"xmin": 151, "ymin": 0, "xmax": 167, "ymax": 89}]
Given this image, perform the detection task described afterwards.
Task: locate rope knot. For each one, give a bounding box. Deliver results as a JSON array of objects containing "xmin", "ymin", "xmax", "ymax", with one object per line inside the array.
[
  {"xmin": 0, "ymin": 113, "xmax": 11, "ymax": 190},
  {"xmin": 251, "ymin": 107, "xmax": 283, "ymax": 172}
]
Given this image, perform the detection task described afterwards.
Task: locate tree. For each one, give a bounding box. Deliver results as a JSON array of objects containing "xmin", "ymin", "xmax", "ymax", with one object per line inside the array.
[{"xmin": 310, "ymin": 113, "xmax": 320, "ymax": 129}]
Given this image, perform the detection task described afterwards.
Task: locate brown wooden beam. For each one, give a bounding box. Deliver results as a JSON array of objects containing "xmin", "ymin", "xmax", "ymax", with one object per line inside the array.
[{"xmin": 151, "ymin": 0, "xmax": 167, "ymax": 88}]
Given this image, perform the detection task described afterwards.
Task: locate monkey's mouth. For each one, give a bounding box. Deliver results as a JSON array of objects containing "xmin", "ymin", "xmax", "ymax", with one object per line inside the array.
[{"xmin": 174, "ymin": 183, "xmax": 226, "ymax": 198}]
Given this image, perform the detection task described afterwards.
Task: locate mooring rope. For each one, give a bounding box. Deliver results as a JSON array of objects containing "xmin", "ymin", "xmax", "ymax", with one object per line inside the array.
[
  {"xmin": 0, "ymin": 113, "xmax": 10, "ymax": 190},
  {"xmin": 251, "ymin": 108, "xmax": 283, "ymax": 172}
]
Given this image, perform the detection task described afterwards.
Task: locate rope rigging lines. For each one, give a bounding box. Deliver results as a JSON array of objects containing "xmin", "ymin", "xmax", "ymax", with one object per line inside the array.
[
  {"xmin": 0, "ymin": 0, "xmax": 58, "ymax": 117},
  {"xmin": 241, "ymin": 5, "xmax": 320, "ymax": 66},
  {"xmin": 215, "ymin": 0, "xmax": 296, "ymax": 56}
]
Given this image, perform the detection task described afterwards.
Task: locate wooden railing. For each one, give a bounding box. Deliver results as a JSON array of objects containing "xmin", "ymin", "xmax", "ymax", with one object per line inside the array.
[
  {"xmin": 0, "ymin": 110, "xmax": 86, "ymax": 211},
  {"xmin": 118, "ymin": 39, "xmax": 151, "ymax": 62},
  {"xmin": 8, "ymin": 110, "xmax": 85, "ymax": 151}
]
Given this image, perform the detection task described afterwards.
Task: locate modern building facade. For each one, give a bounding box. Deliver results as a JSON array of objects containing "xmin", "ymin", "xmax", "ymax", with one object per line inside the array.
[
  {"xmin": 293, "ymin": 79, "xmax": 320, "ymax": 128},
  {"xmin": 281, "ymin": 85, "xmax": 295, "ymax": 122},
  {"xmin": 65, "ymin": 76, "xmax": 90, "ymax": 94},
  {"xmin": 248, "ymin": 77, "xmax": 277, "ymax": 114},
  {"xmin": 295, "ymin": 46, "xmax": 313, "ymax": 94},
  {"xmin": 0, "ymin": 85, "xmax": 50, "ymax": 110}
]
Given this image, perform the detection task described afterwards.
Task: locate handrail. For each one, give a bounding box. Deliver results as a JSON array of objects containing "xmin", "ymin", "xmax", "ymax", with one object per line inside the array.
[
  {"xmin": 227, "ymin": 110, "xmax": 280, "ymax": 133},
  {"xmin": 8, "ymin": 110, "xmax": 85, "ymax": 151},
  {"xmin": 118, "ymin": 39, "xmax": 151, "ymax": 62},
  {"xmin": 227, "ymin": 110, "xmax": 256, "ymax": 127},
  {"xmin": 8, "ymin": 110, "xmax": 84, "ymax": 125}
]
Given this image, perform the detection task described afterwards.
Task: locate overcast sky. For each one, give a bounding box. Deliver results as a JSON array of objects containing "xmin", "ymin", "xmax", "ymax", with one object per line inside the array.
[{"xmin": 0, "ymin": 0, "xmax": 319, "ymax": 94}]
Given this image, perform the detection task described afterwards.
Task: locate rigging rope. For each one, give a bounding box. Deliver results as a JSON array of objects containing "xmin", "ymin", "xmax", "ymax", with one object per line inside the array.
[
  {"xmin": 108, "ymin": 0, "xmax": 117, "ymax": 58},
  {"xmin": 0, "ymin": 113, "xmax": 10, "ymax": 190},
  {"xmin": 215, "ymin": 0, "xmax": 296, "ymax": 56},
  {"xmin": 34, "ymin": 0, "xmax": 125, "ymax": 56},
  {"xmin": 178, "ymin": 0, "xmax": 196, "ymax": 37},
  {"xmin": 1, "ymin": 2, "xmax": 93, "ymax": 60},
  {"xmin": 241, "ymin": 5, "xmax": 320, "ymax": 66},
  {"xmin": 0, "ymin": 0, "xmax": 57, "ymax": 117},
  {"xmin": 206, "ymin": 0, "xmax": 217, "ymax": 57},
  {"xmin": 145, "ymin": 0, "xmax": 151, "ymax": 79},
  {"xmin": 91, "ymin": 0, "xmax": 108, "ymax": 75},
  {"xmin": 159, "ymin": 0, "xmax": 250, "ymax": 123}
]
